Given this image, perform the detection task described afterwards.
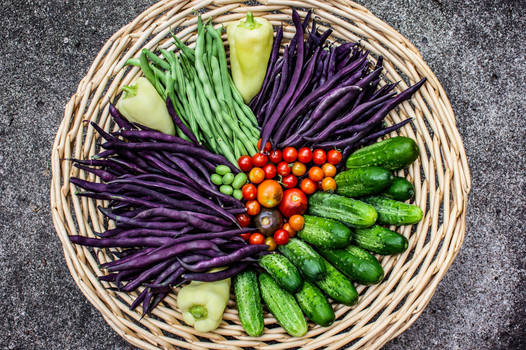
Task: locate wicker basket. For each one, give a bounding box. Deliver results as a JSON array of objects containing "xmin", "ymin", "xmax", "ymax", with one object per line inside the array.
[{"xmin": 50, "ymin": 0, "xmax": 471, "ymax": 349}]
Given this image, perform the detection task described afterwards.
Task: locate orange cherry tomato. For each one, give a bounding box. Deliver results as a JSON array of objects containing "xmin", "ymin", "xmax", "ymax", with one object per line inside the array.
[
  {"xmin": 308, "ymin": 166, "xmax": 324, "ymax": 182},
  {"xmin": 321, "ymin": 177, "xmax": 337, "ymax": 192},
  {"xmin": 300, "ymin": 178, "xmax": 317, "ymax": 195},
  {"xmin": 289, "ymin": 215, "xmax": 305, "ymax": 231},
  {"xmin": 327, "ymin": 149, "xmax": 343, "ymax": 165},
  {"xmin": 321, "ymin": 163, "xmax": 337, "ymax": 177},
  {"xmin": 249, "ymin": 167, "xmax": 265, "ymax": 184},
  {"xmin": 282, "ymin": 223, "xmax": 296, "ymax": 237},
  {"xmin": 257, "ymin": 139, "xmax": 272, "ymax": 153},
  {"xmin": 257, "ymin": 180, "xmax": 284, "ymax": 208},
  {"xmin": 249, "ymin": 232, "xmax": 265, "ymax": 245},
  {"xmin": 265, "ymin": 236, "xmax": 277, "ymax": 251},
  {"xmin": 246, "ymin": 200, "xmax": 261, "ymax": 216},
  {"xmin": 291, "ymin": 162, "xmax": 307, "ymax": 176}
]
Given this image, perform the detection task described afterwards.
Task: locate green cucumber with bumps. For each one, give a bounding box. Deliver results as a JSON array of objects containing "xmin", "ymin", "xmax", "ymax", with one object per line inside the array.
[
  {"xmin": 258, "ymin": 253, "xmax": 302, "ymax": 293},
  {"xmin": 233, "ymin": 269, "xmax": 264, "ymax": 336},
  {"xmin": 335, "ymin": 167, "xmax": 394, "ymax": 197},
  {"xmin": 362, "ymin": 196, "xmax": 423, "ymax": 226},
  {"xmin": 315, "ymin": 256, "xmax": 358, "ymax": 306},
  {"xmin": 297, "ymin": 215, "xmax": 351, "ymax": 249},
  {"xmin": 384, "ymin": 177, "xmax": 415, "ymax": 201},
  {"xmin": 353, "ymin": 225, "xmax": 408, "ymax": 255},
  {"xmin": 279, "ymin": 238, "xmax": 326, "ymax": 281},
  {"xmin": 295, "ymin": 281, "xmax": 335, "ymax": 326},
  {"xmin": 308, "ymin": 192, "xmax": 377, "ymax": 228},
  {"xmin": 346, "ymin": 136, "xmax": 419, "ymax": 170}
]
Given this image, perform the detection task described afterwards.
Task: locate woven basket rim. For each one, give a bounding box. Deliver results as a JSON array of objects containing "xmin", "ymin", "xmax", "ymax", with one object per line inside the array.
[{"xmin": 50, "ymin": 1, "xmax": 471, "ymax": 349}]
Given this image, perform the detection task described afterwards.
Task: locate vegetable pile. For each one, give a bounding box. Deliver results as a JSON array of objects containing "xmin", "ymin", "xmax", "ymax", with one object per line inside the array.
[{"xmin": 68, "ymin": 9, "xmax": 428, "ymax": 338}]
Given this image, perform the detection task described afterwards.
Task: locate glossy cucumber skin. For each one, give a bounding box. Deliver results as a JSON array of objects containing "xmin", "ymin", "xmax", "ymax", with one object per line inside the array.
[
  {"xmin": 297, "ymin": 215, "xmax": 351, "ymax": 249},
  {"xmin": 362, "ymin": 196, "xmax": 423, "ymax": 226},
  {"xmin": 295, "ymin": 281, "xmax": 335, "ymax": 327},
  {"xmin": 308, "ymin": 192, "xmax": 377, "ymax": 228},
  {"xmin": 384, "ymin": 177, "xmax": 415, "ymax": 201},
  {"xmin": 319, "ymin": 245, "xmax": 384, "ymax": 285},
  {"xmin": 315, "ymin": 256, "xmax": 358, "ymax": 306},
  {"xmin": 258, "ymin": 253, "xmax": 303, "ymax": 293},
  {"xmin": 233, "ymin": 269, "xmax": 264, "ymax": 336},
  {"xmin": 346, "ymin": 136, "xmax": 419, "ymax": 170},
  {"xmin": 259, "ymin": 273, "xmax": 307, "ymax": 337},
  {"xmin": 279, "ymin": 238, "xmax": 326, "ymax": 281},
  {"xmin": 353, "ymin": 225, "xmax": 408, "ymax": 255},
  {"xmin": 335, "ymin": 167, "xmax": 394, "ymax": 197}
]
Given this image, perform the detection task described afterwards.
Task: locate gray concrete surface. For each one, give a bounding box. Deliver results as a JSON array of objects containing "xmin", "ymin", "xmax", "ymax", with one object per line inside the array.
[{"xmin": 0, "ymin": 0, "xmax": 524, "ymax": 349}]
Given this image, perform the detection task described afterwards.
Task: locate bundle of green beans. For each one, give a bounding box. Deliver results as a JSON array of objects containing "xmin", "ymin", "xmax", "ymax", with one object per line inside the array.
[{"xmin": 126, "ymin": 16, "xmax": 260, "ymax": 165}]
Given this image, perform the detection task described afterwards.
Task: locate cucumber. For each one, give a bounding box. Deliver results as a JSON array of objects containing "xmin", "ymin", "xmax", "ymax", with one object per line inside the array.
[
  {"xmin": 295, "ymin": 281, "xmax": 335, "ymax": 326},
  {"xmin": 384, "ymin": 177, "xmax": 415, "ymax": 201},
  {"xmin": 234, "ymin": 269, "xmax": 264, "ymax": 336},
  {"xmin": 319, "ymin": 245, "xmax": 384, "ymax": 285},
  {"xmin": 346, "ymin": 136, "xmax": 419, "ymax": 170},
  {"xmin": 353, "ymin": 225, "xmax": 408, "ymax": 255},
  {"xmin": 279, "ymin": 238, "xmax": 326, "ymax": 281},
  {"xmin": 362, "ymin": 196, "xmax": 423, "ymax": 226},
  {"xmin": 308, "ymin": 192, "xmax": 377, "ymax": 228},
  {"xmin": 259, "ymin": 253, "xmax": 302, "ymax": 293},
  {"xmin": 315, "ymin": 256, "xmax": 358, "ymax": 306},
  {"xmin": 259, "ymin": 273, "xmax": 307, "ymax": 337},
  {"xmin": 297, "ymin": 215, "xmax": 351, "ymax": 249},
  {"xmin": 335, "ymin": 167, "xmax": 394, "ymax": 197}
]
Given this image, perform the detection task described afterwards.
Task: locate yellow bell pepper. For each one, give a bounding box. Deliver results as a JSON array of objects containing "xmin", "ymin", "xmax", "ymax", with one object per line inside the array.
[
  {"xmin": 227, "ymin": 12, "xmax": 273, "ymax": 103},
  {"xmin": 116, "ymin": 77, "xmax": 175, "ymax": 135},
  {"xmin": 177, "ymin": 277, "xmax": 231, "ymax": 332}
]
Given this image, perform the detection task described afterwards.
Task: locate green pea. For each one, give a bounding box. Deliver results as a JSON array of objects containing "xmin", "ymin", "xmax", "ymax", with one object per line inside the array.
[
  {"xmin": 215, "ymin": 165, "xmax": 231, "ymax": 176},
  {"xmin": 232, "ymin": 173, "xmax": 248, "ymax": 189},
  {"xmin": 219, "ymin": 185, "xmax": 233, "ymax": 195},
  {"xmin": 210, "ymin": 174, "xmax": 223, "ymax": 186},
  {"xmin": 222, "ymin": 172, "xmax": 235, "ymax": 185},
  {"xmin": 233, "ymin": 189, "xmax": 243, "ymax": 200}
]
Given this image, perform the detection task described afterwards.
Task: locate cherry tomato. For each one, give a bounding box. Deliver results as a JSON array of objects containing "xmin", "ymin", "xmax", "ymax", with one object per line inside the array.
[
  {"xmin": 327, "ymin": 149, "xmax": 343, "ymax": 165},
  {"xmin": 249, "ymin": 167, "xmax": 265, "ymax": 184},
  {"xmin": 322, "ymin": 163, "xmax": 337, "ymax": 177},
  {"xmin": 321, "ymin": 177, "xmax": 337, "ymax": 192},
  {"xmin": 289, "ymin": 215, "xmax": 305, "ymax": 231},
  {"xmin": 241, "ymin": 183, "xmax": 257, "ymax": 200},
  {"xmin": 282, "ymin": 223, "xmax": 296, "ymax": 237},
  {"xmin": 312, "ymin": 149, "xmax": 327, "ymax": 165},
  {"xmin": 274, "ymin": 229, "xmax": 290, "ymax": 245},
  {"xmin": 281, "ymin": 174, "xmax": 298, "ymax": 189},
  {"xmin": 263, "ymin": 163, "xmax": 277, "ymax": 179},
  {"xmin": 237, "ymin": 155, "xmax": 253, "ymax": 172},
  {"xmin": 249, "ymin": 232, "xmax": 265, "ymax": 245},
  {"xmin": 291, "ymin": 162, "xmax": 307, "ymax": 177},
  {"xmin": 265, "ymin": 236, "xmax": 277, "ymax": 251},
  {"xmin": 308, "ymin": 166, "xmax": 324, "ymax": 182},
  {"xmin": 282, "ymin": 147, "xmax": 298, "ymax": 163},
  {"xmin": 300, "ymin": 178, "xmax": 317, "ymax": 195},
  {"xmin": 252, "ymin": 153, "xmax": 268, "ymax": 167},
  {"xmin": 257, "ymin": 180, "xmax": 283, "ymax": 208},
  {"xmin": 246, "ymin": 200, "xmax": 261, "ymax": 216},
  {"xmin": 240, "ymin": 232, "xmax": 251, "ymax": 241},
  {"xmin": 297, "ymin": 147, "xmax": 313, "ymax": 163},
  {"xmin": 236, "ymin": 213, "xmax": 251, "ymax": 227},
  {"xmin": 257, "ymin": 139, "xmax": 272, "ymax": 153},
  {"xmin": 277, "ymin": 161, "xmax": 291, "ymax": 176},
  {"xmin": 279, "ymin": 188, "xmax": 307, "ymax": 217},
  {"xmin": 269, "ymin": 149, "xmax": 282, "ymax": 163}
]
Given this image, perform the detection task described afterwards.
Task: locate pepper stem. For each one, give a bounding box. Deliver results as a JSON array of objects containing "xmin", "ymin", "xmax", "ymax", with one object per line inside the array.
[
  {"xmin": 189, "ymin": 305, "xmax": 208, "ymax": 320},
  {"xmin": 121, "ymin": 84, "xmax": 137, "ymax": 98},
  {"xmin": 241, "ymin": 11, "xmax": 260, "ymax": 30}
]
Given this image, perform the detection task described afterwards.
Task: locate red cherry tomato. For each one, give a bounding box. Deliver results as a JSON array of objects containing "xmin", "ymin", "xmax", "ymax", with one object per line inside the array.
[
  {"xmin": 257, "ymin": 139, "xmax": 272, "ymax": 153},
  {"xmin": 269, "ymin": 149, "xmax": 282, "ymax": 163},
  {"xmin": 327, "ymin": 149, "xmax": 343, "ymax": 165},
  {"xmin": 249, "ymin": 167, "xmax": 265, "ymax": 184},
  {"xmin": 237, "ymin": 155, "xmax": 253, "ymax": 172},
  {"xmin": 240, "ymin": 232, "xmax": 251, "ymax": 241},
  {"xmin": 282, "ymin": 147, "xmax": 298, "ymax": 163},
  {"xmin": 279, "ymin": 188, "xmax": 307, "ymax": 217},
  {"xmin": 249, "ymin": 232, "xmax": 265, "ymax": 245},
  {"xmin": 308, "ymin": 166, "xmax": 324, "ymax": 182},
  {"xmin": 246, "ymin": 200, "xmax": 261, "ymax": 216},
  {"xmin": 312, "ymin": 149, "xmax": 327, "ymax": 165},
  {"xmin": 242, "ymin": 183, "xmax": 257, "ymax": 200},
  {"xmin": 236, "ymin": 213, "xmax": 251, "ymax": 227},
  {"xmin": 252, "ymin": 153, "xmax": 268, "ymax": 167},
  {"xmin": 300, "ymin": 178, "xmax": 317, "ymax": 195},
  {"xmin": 263, "ymin": 163, "xmax": 277, "ymax": 179},
  {"xmin": 281, "ymin": 174, "xmax": 298, "ymax": 189},
  {"xmin": 274, "ymin": 229, "xmax": 290, "ymax": 245},
  {"xmin": 277, "ymin": 161, "xmax": 291, "ymax": 176},
  {"xmin": 297, "ymin": 147, "xmax": 313, "ymax": 163}
]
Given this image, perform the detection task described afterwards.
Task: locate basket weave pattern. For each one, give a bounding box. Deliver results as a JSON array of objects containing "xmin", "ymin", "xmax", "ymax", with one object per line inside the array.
[{"xmin": 50, "ymin": 1, "xmax": 471, "ymax": 349}]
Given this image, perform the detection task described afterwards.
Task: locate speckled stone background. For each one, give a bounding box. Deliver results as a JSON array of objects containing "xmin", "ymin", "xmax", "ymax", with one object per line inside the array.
[{"xmin": 0, "ymin": 0, "xmax": 524, "ymax": 349}]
